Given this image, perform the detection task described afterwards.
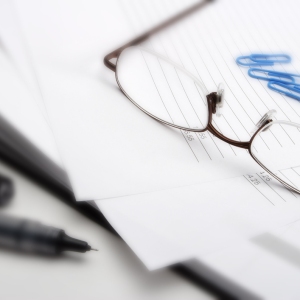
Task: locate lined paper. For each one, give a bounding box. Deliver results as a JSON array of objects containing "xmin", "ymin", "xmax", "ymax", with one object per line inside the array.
[
  {"xmin": 6, "ymin": 1, "xmax": 300, "ymax": 295},
  {"xmin": 120, "ymin": 0, "xmax": 300, "ymax": 162},
  {"xmin": 11, "ymin": 0, "xmax": 300, "ymax": 200},
  {"xmin": 97, "ymin": 167, "xmax": 300, "ymax": 270},
  {"xmin": 95, "ymin": 0, "xmax": 300, "ymax": 273}
]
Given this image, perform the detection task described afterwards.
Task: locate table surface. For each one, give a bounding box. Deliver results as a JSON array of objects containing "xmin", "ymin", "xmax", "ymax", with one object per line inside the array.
[{"xmin": 0, "ymin": 161, "xmax": 215, "ymax": 300}]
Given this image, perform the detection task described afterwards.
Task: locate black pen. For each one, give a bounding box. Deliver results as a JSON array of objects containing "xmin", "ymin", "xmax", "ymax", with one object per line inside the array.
[{"xmin": 0, "ymin": 214, "xmax": 97, "ymax": 254}]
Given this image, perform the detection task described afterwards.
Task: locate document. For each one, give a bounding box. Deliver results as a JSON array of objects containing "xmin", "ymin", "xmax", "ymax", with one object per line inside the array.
[
  {"xmin": 0, "ymin": 0, "xmax": 49, "ymax": 119},
  {"xmin": 0, "ymin": 49, "xmax": 61, "ymax": 166},
  {"xmin": 3, "ymin": 0, "xmax": 300, "ymax": 297},
  {"xmin": 11, "ymin": 0, "xmax": 300, "ymax": 201},
  {"xmin": 201, "ymin": 222, "xmax": 300, "ymax": 299},
  {"xmin": 93, "ymin": 0, "xmax": 300, "ymax": 270},
  {"xmin": 97, "ymin": 168, "xmax": 300, "ymax": 270}
]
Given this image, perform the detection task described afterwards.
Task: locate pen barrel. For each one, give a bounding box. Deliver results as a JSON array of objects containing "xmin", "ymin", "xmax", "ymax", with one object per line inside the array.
[{"xmin": 0, "ymin": 214, "xmax": 61, "ymax": 254}]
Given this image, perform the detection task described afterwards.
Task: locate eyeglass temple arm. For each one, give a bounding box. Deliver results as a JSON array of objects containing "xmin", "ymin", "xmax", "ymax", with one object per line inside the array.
[{"xmin": 104, "ymin": 0, "xmax": 214, "ymax": 72}]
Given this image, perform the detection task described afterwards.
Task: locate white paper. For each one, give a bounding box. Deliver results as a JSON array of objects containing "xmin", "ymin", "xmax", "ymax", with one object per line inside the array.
[
  {"xmin": 201, "ymin": 221, "xmax": 300, "ymax": 300},
  {"xmin": 97, "ymin": 168, "xmax": 300, "ymax": 270},
  {"xmin": 4, "ymin": 0, "xmax": 300, "ymax": 297},
  {"xmin": 0, "ymin": 49, "xmax": 62, "ymax": 166},
  {"xmin": 7, "ymin": 0, "xmax": 300, "ymax": 263},
  {"xmin": 10, "ymin": 0, "xmax": 300, "ymax": 201},
  {"xmin": 0, "ymin": 0, "xmax": 49, "ymax": 119}
]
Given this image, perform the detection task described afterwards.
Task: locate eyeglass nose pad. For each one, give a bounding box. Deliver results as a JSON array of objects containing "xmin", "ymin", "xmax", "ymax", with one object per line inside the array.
[
  {"xmin": 216, "ymin": 83, "xmax": 225, "ymax": 117},
  {"xmin": 252, "ymin": 109, "xmax": 277, "ymax": 133}
]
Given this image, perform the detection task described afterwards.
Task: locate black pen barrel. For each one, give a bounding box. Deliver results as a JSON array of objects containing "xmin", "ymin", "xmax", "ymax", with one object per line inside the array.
[{"xmin": 0, "ymin": 214, "xmax": 92, "ymax": 254}]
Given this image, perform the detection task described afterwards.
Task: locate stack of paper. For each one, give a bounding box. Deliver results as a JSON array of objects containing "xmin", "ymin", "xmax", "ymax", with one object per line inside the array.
[{"xmin": 2, "ymin": 0, "xmax": 300, "ymax": 298}]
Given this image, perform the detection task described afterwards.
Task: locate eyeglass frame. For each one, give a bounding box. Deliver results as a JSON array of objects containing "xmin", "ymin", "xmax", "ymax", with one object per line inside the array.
[{"xmin": 103, "ymin": 0, "xmax": 300, "ymax": 194}]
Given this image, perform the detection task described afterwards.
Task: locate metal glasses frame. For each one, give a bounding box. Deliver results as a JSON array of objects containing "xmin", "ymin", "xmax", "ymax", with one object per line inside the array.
[{"xmin": 103, "ymin": 0, "xmax": 300, "ymax": 194}]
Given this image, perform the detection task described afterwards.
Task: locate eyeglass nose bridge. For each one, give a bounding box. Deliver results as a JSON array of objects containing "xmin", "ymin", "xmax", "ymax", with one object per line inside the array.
[{"xmin": 207, "ymin": 98, "xmax": 277, "ymax": 150}]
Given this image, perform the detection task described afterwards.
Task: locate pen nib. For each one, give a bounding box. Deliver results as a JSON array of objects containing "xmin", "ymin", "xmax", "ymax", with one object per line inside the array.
[{"xmin": 90, "ymin": 247, "xmax": 98, "ymax": 251}]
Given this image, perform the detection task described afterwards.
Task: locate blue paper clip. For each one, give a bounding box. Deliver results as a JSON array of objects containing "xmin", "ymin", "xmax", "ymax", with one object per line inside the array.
[
  {"xmin": 250, "ymin": 54, "xmax": 291, "ymax": 64},
  {"xmin": 268, "ymin": 81, "xmax": 300, "ymax": 101},
  {"xmin": 236, "ymin": 55, "xmax": 273, "ymax": 67},
  {"xmin": 248, "ymin": 68, "xmax": 295, "ymax": 84},
  {"xmin": 236, "ymin": 54, "xmax": 291, "ymax": 67}
]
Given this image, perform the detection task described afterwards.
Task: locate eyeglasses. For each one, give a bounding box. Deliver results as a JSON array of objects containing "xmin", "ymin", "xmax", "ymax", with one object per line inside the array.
[{"xmin": 104, "ymin": 3, "xmax": 300, "ymax": 194}]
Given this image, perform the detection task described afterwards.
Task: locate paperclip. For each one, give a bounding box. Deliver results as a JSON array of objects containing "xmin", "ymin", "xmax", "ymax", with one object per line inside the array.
[
  {"xmin": 268, "ymin": 81, "xmax": 300, "ymax": 101},
  {"xmin": 250, "ymin": 54, "xmax": 291, "ymax": 64},
  {"xmin": 236, "ymin": 55, "xmax": 274, "ymax": 67},
  {"xmin": 248, "ymin": 68, "xmax": 295, "ymax": 84}
]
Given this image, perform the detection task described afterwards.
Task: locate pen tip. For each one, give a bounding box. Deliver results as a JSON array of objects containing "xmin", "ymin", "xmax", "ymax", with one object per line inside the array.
[{"xmin": 90, "ymin": 247, "xmax": 98, "ymax": 251}]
